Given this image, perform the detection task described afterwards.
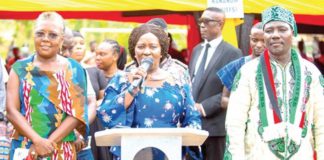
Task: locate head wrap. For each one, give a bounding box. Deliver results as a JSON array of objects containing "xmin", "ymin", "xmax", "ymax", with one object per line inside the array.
[{"xmin": 262, "ymin": 6, "xmax": 297, "ymax": 37}]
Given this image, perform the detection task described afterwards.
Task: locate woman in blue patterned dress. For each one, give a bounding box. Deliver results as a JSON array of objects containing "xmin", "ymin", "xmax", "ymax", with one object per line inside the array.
[{"xmin": 97, "ymin": 24, "xmax": 201, "ymax": 159}]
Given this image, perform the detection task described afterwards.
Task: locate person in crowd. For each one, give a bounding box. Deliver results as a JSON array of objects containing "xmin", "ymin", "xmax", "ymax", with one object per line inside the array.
[
  {"xmin": 5, "ymin": 46, "xmax": 21, "ymax": 72},
  {"xmin": 125, "ymin": 18, "xmax": 191, "ymax": 87},
  {"xmin": 97, "ymin": 24, "xmax": 201, "ymax": 159},
  {"xmin": 95, "ymin": 39, "xmax": 127, "ymax": 100},
  {"xmin": 314, "ymin": 39, "xmax": 324, "ymax": 74},
  {"xmin": 0, "ymin": 58, "xmax": 8, "ymax": 84},
  {"xmin": 225, "ymin": 6, "xmax": 324, "ymax": 159},
  {"xmin": 82, "ymin": 40, "xmax": 97, "ymax": 67},
  {"xmin": 60, "ymin": 27, "xmax": 74, "ymax": 58},
  {"xmin": 188, "ymin": 7, "xmax": 242, "ymax": 160},
  {"xmin": 217, "ymin": 22, "xmax": 265, "ymax": 109},
  {"xmin": 312, "ymin": 36, "xmax": 321, "ymax": 59},
  {"xmin": 88, "ymin": 39, "xmax": 127, "ymax": 160},
  {"xmin": 0, "ymin": 57, "xmax": 9, "ymax": 159},
  {"xmin": 61, "ymin": 28, "xmax": 104, "ymax": 160},
  {"xmin": 69, "ymin": 31, "xmax": 97, "ymax": 160},
  {"xmin": 0, "ymin": 112, "xmax": 10, "ymax": 160},
  {"xmin": 167, "ymin": 32, "xmax": 186, "ymax": 63},
  {"xmin": 20, "ymin": 44, "xmax": 31, "ymax": 58},
  {"xmin": 61, "ymin": 28, "xmax": 105, "ymax": 101},
  {"xmin": 6, "ymin": 12, "xmax": 88, "ymax": 160},
  {"xmin": 298, "ymin": 39, "xmax": 306, "ymax": 58},
  {"xmin": 0, "ymin": 58, "xmax": 5, "ymax": 113}
]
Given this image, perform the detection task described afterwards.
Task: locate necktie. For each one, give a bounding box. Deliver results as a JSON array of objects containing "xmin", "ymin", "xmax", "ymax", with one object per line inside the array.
[{"xmin": 192, "ymin": 43, "xmax": 210, "ymax": 98}]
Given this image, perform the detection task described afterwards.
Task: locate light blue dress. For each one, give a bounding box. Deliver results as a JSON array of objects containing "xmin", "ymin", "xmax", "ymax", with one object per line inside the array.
[{"xmin": 97, "ymin": 71, "xmax": 201, "ymax": 159}]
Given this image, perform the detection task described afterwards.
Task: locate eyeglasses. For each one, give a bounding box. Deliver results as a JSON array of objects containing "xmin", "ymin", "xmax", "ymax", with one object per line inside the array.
[
  {"xmin": 34, "ymin": 31, "xmax": 60, "ymax": 40},
  {"xmin": 198, "ymin": 18, "xmax": 221, "ymax": 26}
]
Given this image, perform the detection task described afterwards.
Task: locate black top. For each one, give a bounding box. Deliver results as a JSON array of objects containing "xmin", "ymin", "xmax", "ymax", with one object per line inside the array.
[{"xmin": 86, "ymin": 67, "xmax": 107, "ymax": 100}]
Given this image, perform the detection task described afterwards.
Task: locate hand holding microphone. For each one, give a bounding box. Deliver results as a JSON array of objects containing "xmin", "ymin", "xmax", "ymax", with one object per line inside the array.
[{"xmin": 127, "ymin": 57, "xmax": 154, "ymax": 96}]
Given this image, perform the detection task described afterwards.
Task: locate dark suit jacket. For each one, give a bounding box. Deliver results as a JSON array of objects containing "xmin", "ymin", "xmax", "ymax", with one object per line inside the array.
[{"xmin": 189, "ymin": 40, "xmax": 242, "ymax": 136}]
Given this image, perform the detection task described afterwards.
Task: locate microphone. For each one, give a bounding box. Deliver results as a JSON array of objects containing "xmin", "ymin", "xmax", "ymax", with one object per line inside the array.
[{"xmin": 131, "ymin": 57, "xmax": 154, "ymax": 87}]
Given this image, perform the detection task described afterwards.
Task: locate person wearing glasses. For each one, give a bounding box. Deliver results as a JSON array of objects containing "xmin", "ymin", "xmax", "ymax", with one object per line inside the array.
[
  {"xmin": 188, "ymin": 7, "xmax": 242, "ymax": 160},
  {"xmin": 6, "ymin": 12, "xmax": 88, "ymax": 160}
]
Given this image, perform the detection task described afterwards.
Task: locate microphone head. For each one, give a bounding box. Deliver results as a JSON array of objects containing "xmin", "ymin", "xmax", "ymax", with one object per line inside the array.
[
  {"xmin": 140, "ymin": 57, "xmax": 154, "ymax": 70},
  {"xmin": 141, "ymin": 57, "xmax": 154, "ymax": 65}
]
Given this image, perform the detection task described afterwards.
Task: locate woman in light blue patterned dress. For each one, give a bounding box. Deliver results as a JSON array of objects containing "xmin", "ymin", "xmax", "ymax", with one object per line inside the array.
[{"xmin": 97, "ymin": 24, "xmax": 201, "ymax": 160}]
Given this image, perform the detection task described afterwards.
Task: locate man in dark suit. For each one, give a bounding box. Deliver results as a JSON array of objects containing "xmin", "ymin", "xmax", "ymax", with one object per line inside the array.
[{"xmin": 189, "ymin": 7, "xmax": 242, "ymax": 160}]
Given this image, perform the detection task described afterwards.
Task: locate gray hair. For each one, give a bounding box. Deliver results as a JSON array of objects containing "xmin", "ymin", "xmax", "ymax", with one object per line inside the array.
[{"xmin": 35, "ymin": 12, "xmax": 65, "ymax": 33}]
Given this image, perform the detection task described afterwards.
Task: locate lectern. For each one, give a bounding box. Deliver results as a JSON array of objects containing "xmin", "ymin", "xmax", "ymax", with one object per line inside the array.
[{"xmin": 95, "ymin": 128, "xmax": 208, "ymax": 160}]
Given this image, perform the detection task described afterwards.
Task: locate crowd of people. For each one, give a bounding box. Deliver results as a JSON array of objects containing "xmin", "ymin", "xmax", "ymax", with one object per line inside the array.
[{"xmin": 0, "ymin": 5, "xmax": 323, "ymax": 160}]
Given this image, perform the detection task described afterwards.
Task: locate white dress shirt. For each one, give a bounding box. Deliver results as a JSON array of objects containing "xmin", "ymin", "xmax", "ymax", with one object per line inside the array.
[{"xmin": 194, "ymin": 36, "xmax": 223, "ymax": 77}]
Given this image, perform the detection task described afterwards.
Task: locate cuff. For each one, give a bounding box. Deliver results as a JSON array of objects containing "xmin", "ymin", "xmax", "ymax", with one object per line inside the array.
[{"xmin": 199, "ymin": 104, "xmax": 207, "ymax": 117}]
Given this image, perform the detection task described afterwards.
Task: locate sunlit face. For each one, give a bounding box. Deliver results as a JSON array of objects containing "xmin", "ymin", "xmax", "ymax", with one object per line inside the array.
[
  {"xmin": 71, "ymin": 36, "xmax": 86, "ymax": 62},
  {"xmin": 249, "ymin": 28, "xmax": 265, "ymax": 57},
  {"xmin": 90, "ymin": 42, "xmax": 97, "ymax": 52},
  {"xmin": 60, "ymin": 31, "xmax": 73, "ymax": 57},
  {"xmin": 263, "ymin": 21, "xmax": 293, "ymax": 56},
  {"xmin": 134, "ymin": 32, "xmax": 162, "ymax": 71},
  {"xmin": 199, "ymin": 10, "xmax": 224, "ymax": 41},
  {"xmin": 34, "ymin": 20, "xmax": 64, "ymax": 59},
  {"xmin": 95, "ymin": 42, "xmax": 117, "ymax": 70}
]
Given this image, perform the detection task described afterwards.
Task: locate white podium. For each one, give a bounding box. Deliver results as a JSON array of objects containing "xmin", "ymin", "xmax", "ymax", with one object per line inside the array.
[{"xmin": 95, "ymin": 128, "xmax": 208, "ymax": 160}]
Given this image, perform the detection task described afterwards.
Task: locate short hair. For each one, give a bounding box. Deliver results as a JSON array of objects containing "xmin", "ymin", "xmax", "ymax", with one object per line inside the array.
[
  {"xmin": 35, "ymin": 12, "xmax": 65, "ymax": 33},
  {"xmin": 146, "ymin": 18, "xmax": 168, "ymax": 30},
  {"xmin": 101, "ymin": 39, "xmax": 127, "ymax": 70},
  {"xmin": 90, "ymin": 40, "xmax": 96, "ymax": 46},
  {"xmin": 252, "ymin": 22, "xmax": 263, "ymax": 30},
  {"xmin": 64, "ymin": 27, "xmax": 73, "ymax": 38},
  {"xmin": 205, "ymin": 7, "xmax": 225, "ymax": 16},
  {"xmin": 72, "ymin": 31, "xmax": 84, "ymax": 39},
  {"xmin": 205, "ymin": 7, "xmax": 226, "ymax": 25},
  {"xmin": 128, "ymin": 24, "xmax": 169, "ymax": 66}
]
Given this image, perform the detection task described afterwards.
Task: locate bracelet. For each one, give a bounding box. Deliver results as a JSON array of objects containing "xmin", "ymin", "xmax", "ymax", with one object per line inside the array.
[{"xmin": 127, "ymin": 85, "xmax": 137, "ymax": 97}]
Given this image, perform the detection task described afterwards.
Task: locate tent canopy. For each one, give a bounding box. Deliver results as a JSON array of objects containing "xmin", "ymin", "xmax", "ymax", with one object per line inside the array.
[
  {"xmin": 244, "ymin": 0, "xmax": 324, "ymax": 15},
  {"xmin": 1, "ymin": 0, "xmax": 323, "ymax": 58},
  {"xmin": 1, "ymin": 0, "xmax": 323, "ymax": 27},
  {"xmin": 0, "ymin": 0, "xmax": 205, "ymax": 11},
  {"xmin": 244, "ymin": 0, "xmax": 324, "ymax": 26},
  {"xmin": 1, "ymin": 0, "xmax": 323, "ymax": 15}
]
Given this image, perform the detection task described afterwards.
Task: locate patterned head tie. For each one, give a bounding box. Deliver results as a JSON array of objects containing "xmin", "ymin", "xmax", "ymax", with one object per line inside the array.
[{"xmin": 262, "ymin": 5, "xmax": 298, "ymax": 37}]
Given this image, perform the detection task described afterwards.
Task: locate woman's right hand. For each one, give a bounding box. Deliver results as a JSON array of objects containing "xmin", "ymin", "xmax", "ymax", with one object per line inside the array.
[
  {"xmin": 30, "ymin": 137, "xmax": 56, "ymax": 158},
  {"xmin": 128, "ymin": 67, "xmax": 147, "ymax": 84}
]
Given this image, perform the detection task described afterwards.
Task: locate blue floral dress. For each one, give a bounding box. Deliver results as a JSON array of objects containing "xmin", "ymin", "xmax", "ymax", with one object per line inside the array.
[{"xmin": 97, "ymin": 71, "xmax": 201, "ymax": 159}]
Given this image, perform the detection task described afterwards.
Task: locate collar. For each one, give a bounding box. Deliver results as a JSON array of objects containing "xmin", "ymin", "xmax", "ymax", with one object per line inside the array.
[{"xmin": 203, "ymin": 36, "xmax": 223, "ymax": 49}]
